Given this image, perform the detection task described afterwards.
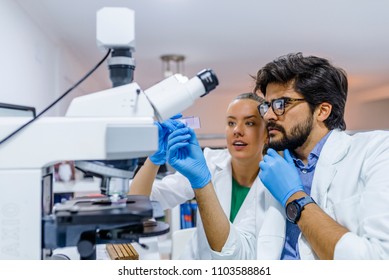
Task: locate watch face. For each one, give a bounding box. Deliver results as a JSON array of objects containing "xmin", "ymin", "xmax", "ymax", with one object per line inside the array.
[
  {"xmin": 286, "ymin": 196, "xmax": 315, "ymax": 224},
  {"xmin": 287, "ymin": 203, "xmax": 299, "ymax": 221}
]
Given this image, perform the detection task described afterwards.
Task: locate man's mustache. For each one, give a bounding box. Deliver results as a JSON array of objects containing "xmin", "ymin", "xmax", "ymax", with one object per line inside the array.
[{"xmin": 266, "ymin": 121, "xmax": 285, "ymax": 133}]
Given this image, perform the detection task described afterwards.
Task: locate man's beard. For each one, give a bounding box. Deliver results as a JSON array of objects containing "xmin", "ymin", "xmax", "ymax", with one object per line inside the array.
[{"xmin": 266, "ymin": 115, "xmax": 313, "ymax": 152}]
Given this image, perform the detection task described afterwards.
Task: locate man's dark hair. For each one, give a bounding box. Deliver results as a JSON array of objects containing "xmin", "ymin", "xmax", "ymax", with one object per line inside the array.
[{"xmin": 253, "ymin": 52, "xmax": 348, "ymax": 130}]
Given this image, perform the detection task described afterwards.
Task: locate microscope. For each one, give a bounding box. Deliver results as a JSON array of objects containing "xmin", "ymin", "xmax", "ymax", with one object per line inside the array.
[{"xmin": 0, "ymin": 7, "xmax": 218, "ymax": 260}]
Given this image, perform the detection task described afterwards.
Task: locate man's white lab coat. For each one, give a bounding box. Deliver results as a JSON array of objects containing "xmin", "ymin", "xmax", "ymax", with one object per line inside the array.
[{"xmin": 216, "ymin": 129, "xmax": 389, "ymax": 260}]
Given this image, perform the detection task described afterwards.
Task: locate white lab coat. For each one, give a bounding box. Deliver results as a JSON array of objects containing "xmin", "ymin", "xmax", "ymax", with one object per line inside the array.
[
  {"xmin": 148, "ymin": 148, "xmax": 266, "ymax": 259},
  {"xmin": 217, "ymin": 129, "xmax": 389, "ymax": 259}
]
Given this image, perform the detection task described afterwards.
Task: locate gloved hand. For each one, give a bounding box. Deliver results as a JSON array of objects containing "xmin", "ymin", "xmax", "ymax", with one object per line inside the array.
[
  {"xmin": 167, "ymin": 127, "xmax": 211, "ymax": 189},
  {"xmin": 259, "ymin": 148, "xmax": 304, "ymax": 207},
  {"xmin": 149, "ymin": 114, "xmax": 184, "ymax": 165}
]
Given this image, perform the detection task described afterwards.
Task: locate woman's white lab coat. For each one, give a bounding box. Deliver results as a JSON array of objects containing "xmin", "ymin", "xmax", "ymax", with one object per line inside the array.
[
  {"xmin": 148, "ymin": 148, "xmax": 265, "ymax": 259},
  {"xmin": 216, "ymin": 129, "xmax": 389, "ymax": 260}
]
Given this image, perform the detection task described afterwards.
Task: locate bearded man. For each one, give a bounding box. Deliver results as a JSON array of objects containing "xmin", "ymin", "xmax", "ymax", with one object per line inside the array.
[{"xmin": 256, "ymin": 52, "xmax": 389, "ymax": 260}]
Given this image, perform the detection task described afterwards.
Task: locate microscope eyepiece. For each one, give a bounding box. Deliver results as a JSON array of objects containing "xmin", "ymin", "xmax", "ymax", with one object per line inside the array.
[{"xmin": 196, "ymin": 69, "xmax": 219, "ymax": 97}]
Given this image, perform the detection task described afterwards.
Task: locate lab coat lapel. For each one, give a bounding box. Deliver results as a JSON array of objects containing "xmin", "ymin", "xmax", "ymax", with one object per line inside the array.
[
  {"xmin": 311, "ymin": 130, "xmax": 350, "ymax": 208},
  {"xmin": 256, "ymin": 190, "xmax": 285, "ymax": 259},
  {"xmin": 299, "ymin": 130, "xmax": 352, "ymax": 259},
  {"xmin": 212, "ymin": 153, "xmax": 232, "ymax": 217}
]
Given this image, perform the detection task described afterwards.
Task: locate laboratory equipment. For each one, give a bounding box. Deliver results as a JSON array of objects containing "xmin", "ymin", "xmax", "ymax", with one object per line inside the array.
[
  {"xmin": 178, "ymin": 116, "xmax": 201, "ymax": 129},
  {"xmin": 72, "ymin": 7, "xmax": 217, "ymax": 199},
  {"xmin": 0, "ymin": 7, "xmax": 218, "ymax": 260}
]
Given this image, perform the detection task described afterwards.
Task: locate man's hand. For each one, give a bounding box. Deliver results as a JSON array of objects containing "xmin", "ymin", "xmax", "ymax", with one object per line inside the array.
[{"xmin": 259, "ymin": 148, "xmax": 304, "ymax": 206}]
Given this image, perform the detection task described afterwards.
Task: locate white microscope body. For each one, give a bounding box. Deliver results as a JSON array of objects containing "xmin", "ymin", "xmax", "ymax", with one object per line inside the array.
[{"xmin": 0, "ymin": 7, "xmax": 218, "ymax": 259}]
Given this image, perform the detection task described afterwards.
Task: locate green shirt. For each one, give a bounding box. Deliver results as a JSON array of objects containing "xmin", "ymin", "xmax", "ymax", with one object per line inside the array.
[{"xmin": 229, "ymin": 177, "xmax": 250, "ymax": 223}]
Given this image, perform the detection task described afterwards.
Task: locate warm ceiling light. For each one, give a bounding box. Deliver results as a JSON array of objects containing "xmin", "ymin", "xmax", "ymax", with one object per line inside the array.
[{"xmin": 160, "ymin": 54, "xmax": 185, "ymax": 78}]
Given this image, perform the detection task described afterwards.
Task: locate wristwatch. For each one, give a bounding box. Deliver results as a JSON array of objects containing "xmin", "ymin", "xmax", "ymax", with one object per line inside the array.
[{"xmin": 286, "ymin": 196, "xmax": 315, "ymax": 224}]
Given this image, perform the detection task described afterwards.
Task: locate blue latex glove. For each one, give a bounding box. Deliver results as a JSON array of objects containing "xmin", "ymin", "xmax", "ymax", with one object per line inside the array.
[
  {"xmin": 259, "ymin": 148, "xmax": 304, "ymax": 207},
  {"xmin": 149, "ymin": 114, "xmax": 185, "ymax": 165},
  {"xmin": 167, "ymin": 127, "xmax": 211, "ymax": 189}
]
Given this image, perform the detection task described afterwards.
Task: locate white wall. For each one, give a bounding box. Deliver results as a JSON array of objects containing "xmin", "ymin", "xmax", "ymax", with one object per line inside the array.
[
  {"xmin": 345, "ymin": 82, "xmax": 389, "ymax": 131},
  {"xmin": 0, "ymin": 0, "xmax": 105, "ymax": 116},
  {"xmin": 0, "ymin": 0, "xmax": 54, "ymax": 113}
]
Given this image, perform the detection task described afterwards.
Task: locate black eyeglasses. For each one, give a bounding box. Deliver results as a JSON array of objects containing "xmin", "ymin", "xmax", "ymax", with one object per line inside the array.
[{"xmin": 257, "ymin": 97, "xmax": 306, "ymax": 117}]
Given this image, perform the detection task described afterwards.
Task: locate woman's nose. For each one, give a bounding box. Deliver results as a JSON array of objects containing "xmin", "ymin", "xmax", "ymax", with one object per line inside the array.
[{"xmin": 233, "ymin": 124, "xmax": 243, "ymax": 136}]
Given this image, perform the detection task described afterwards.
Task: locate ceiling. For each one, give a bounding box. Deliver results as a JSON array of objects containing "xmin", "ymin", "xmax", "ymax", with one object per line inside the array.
[{"xmin": 15, "ymin": 0, "xmax": 389, "ymax": 130}]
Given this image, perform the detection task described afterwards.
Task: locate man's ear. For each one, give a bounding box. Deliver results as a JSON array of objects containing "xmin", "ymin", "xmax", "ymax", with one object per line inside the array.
[{"xmin": 315, "ymin": 102, "xmax": 332, "ymax": 122}]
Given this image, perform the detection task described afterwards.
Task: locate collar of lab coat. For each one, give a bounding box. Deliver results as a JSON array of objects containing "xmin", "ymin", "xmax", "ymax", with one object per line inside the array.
[
  {"xmin": 204, "ymin": 148, "xmax": 233, "ymax": 218},
  {"xmin": 299, "ymin": 129, "xmax": 352, "ymax": 259},
  {"xmin": 311, "ymin": 129, "xmax": 351, "ymax": 207}
]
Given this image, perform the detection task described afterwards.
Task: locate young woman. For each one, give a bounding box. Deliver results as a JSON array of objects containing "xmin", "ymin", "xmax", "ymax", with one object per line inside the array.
[{"xmin": 129, "ymin": 92, "xmax": 267, "ymax": 259}]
